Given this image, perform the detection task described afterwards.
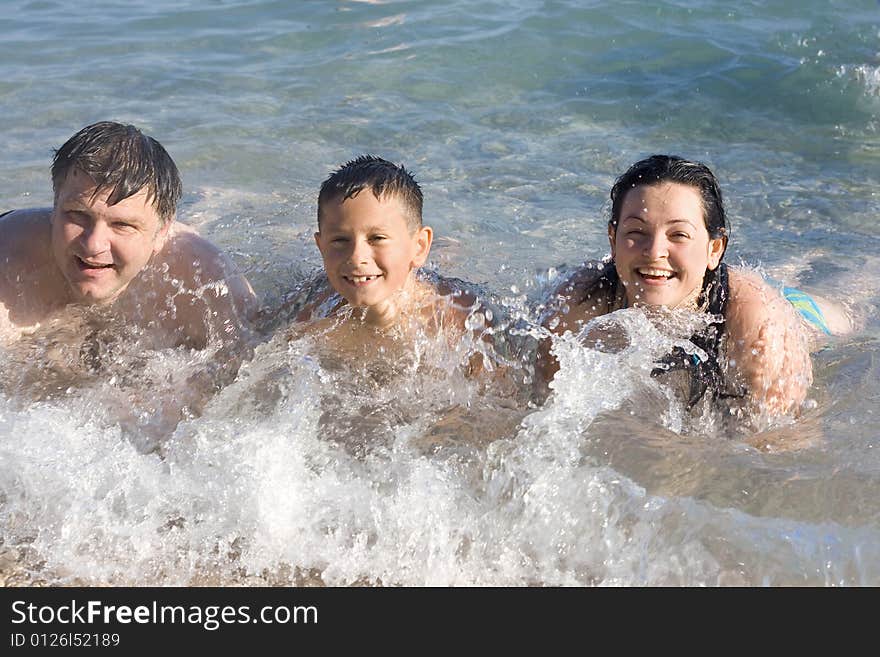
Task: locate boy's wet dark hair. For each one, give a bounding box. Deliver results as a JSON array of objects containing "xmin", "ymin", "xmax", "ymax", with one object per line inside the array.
[
  {"xmin": 51, "ymin": 121, "xmax": 182, "ymax": 224},
  {"xmin": 317, "ymin": 155, "xmax": 423, "ymax": 231},
  {"xmin": 609, "ymin": 154, "xmax": 728, "ymax": 258}
]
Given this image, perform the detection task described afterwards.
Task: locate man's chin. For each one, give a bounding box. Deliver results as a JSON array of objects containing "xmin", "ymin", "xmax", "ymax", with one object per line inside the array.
[{"xmin": 68, "ymin": 283, "xmax": 125, "ymax": 306}]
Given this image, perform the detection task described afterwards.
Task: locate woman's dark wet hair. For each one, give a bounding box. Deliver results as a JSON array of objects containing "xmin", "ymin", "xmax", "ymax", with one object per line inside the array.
[
  {"xmin": 51, "ymin": 121, "xmax": 182, "ymax": 224},
  {"xmin": 609, "ymin": 154, "xmax": 728, "ymax": 253},
  {"xmin": 317, "ymin": 154, "xmax": 423, "ymax": 231},
  {"xmin": 580, "ymin": 155, "xmax": 736, "ymax": 408}
]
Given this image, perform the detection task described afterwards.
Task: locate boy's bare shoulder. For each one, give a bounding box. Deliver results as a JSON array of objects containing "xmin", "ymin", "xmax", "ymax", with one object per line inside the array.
[{"xmin": 418, "ymin": 274, "xmax": 483, "ymax": 329}]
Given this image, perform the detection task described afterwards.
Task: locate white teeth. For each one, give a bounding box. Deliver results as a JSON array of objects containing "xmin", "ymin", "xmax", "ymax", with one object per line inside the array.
[
  {"xmin": 79, "ymin": 257, "xmax": 113, "ymax": 268},
  {"xmin": 638, "ymin": 268, "xmax": 674, "ymax": 278},
  {"xmin": 348, "ymin": 275, "xmax": 378, "ymax": 283}
]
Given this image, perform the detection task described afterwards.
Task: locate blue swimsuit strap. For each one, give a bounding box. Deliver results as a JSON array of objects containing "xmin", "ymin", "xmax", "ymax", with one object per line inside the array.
[{"xmin": 782, "ymin": 286, "xmax": 832, "ymax": 335}]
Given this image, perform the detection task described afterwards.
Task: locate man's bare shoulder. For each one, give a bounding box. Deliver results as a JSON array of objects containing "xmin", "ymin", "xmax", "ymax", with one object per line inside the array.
[
  {"xmin": 157, "ymin": 223, "xmax": 256, "ymax": 313},
  {"xmin": 161, "ymin": 224, "xmax": 232, "ymax": 279},
  {"xmin": 0, "ymin": 209, "xmax": 66, "ymax": 331},
  {"xmin": 0, "ymin": 209, "xmax": 53, "ymax": 264}
]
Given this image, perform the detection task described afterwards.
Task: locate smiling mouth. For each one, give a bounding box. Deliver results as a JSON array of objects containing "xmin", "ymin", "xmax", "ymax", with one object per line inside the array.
[
  {"xmin": 344, "ymin": 274, "xmax": 382, "ymax": 285},
  {"xmin": 76, "ymin": 256, "xmax": 114, "ymax": 271},
  {"xmin": 637, "ymin": 267, "xmax": 676, "ymax": 282}
]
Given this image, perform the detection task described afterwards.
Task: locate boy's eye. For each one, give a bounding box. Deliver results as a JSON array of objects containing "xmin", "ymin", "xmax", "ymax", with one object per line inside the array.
[{"xmin": 369, "ymin": 235, "xmax": 388, "ymax": 242}]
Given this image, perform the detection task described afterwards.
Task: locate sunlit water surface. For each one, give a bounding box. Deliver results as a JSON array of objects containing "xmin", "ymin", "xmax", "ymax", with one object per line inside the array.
[{"xmin": 1, "ymin": 0, "xmax": 879, "ymax": 585}]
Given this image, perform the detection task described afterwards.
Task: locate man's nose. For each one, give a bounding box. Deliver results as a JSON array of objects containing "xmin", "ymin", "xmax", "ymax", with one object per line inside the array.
[{"xmin": 79, "ymin": 221, "xmax": 111, "ymax": 254}]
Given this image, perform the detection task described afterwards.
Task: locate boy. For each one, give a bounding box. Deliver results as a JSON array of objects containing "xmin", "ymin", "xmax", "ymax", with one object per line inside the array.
[
  {"xmin": 285, "ymin": 155, "xmax": 481, "ymax": 347},
  {"xmin": 313, "ymin": 154, "xmax": 436, "ymax": 329}
]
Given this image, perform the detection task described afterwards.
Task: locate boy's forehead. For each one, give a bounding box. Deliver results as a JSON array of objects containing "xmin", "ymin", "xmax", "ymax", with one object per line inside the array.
[{"xmin": 322, "ymin": 191, "xmax": 413, "ymax": 227}]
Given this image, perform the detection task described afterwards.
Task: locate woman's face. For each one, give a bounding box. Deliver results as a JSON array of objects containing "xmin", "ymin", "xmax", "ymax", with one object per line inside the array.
[{"xmin": 610, "ymin": 182, "xmax": 725, "ymax": 308}]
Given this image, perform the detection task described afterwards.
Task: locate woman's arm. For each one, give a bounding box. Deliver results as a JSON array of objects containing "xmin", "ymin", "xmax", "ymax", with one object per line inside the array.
[
  {"xmin": 725, "ymin": 269, "xmax": 813, "ymax": 416},
  {"xmin": 536, "ymin": 263, "xmax": 616, "ymax": 384}
]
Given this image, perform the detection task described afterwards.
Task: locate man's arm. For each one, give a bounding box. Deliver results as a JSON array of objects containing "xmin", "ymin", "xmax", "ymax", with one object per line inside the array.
[{"xmin": 155, "ymin": 228, "xmax": 258, "ymax": 415}]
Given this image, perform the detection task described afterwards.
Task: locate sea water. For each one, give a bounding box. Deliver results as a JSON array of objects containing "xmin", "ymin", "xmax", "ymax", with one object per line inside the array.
[{"xmin": 1, "ymin": 0, "xmax": 879, "ymax": 586}]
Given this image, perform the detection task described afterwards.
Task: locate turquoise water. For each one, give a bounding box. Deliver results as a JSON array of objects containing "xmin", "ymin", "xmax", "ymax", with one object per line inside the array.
[{"xmin": 1, "ymin": 0, "xmax": 879, "ymax": 585}]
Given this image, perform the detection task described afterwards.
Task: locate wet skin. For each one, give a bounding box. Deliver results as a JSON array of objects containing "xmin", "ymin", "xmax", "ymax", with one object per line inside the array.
[{"xmin": 314, "ymin": 191, "xmax": 432, "ymax": 327}]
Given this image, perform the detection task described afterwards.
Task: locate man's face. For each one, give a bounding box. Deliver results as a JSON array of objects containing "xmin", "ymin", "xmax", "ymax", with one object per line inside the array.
[
  {"xmin": 315, "ymin": 191, "xmax": 432, "ymax": 310},
  {"xmin": 50, "ymin": 169, "xmax": 171, "ymax": 305}
]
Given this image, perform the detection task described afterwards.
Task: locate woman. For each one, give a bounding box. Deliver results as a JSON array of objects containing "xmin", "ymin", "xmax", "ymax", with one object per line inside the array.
[{"xmin": 540, "ymin": 155, "xmax": 847, "ymax": 415}]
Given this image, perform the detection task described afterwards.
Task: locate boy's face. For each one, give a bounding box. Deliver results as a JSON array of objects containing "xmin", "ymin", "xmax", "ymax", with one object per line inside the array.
[{"xmin": 315, "ymin": 191, "xmax": 432, "ymax": 310}]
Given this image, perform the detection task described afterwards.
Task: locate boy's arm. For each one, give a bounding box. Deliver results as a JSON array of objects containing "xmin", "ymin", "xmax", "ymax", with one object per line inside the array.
[{"xmin": 725, "ymin": 270, "xmax": 813, "ymax": 416}]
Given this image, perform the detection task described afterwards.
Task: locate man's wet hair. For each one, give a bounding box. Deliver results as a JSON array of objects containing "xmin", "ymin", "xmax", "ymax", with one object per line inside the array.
[
  {"xmin": 51, "ymin": 121, "xmax": 182, "ymax": 224},
  {"xmin": 317, "ymin": 155, "xmax": 423, "ymax": 231},
  {"xmin": 609, "ymin": 154, "xmax": 729, "ymax": 258}
]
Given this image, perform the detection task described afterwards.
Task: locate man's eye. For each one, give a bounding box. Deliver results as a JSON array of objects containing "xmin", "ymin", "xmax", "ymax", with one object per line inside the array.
[{"xmin": 66, "ymin": 211, "xmax": 89, "ymax": 224}]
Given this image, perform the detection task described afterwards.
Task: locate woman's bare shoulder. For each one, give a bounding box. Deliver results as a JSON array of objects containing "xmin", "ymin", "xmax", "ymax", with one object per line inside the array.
[
  {"xmin": 541, "ymin": 261, "xmax": 615, "ymax": 334},
  {"xmin": 725, "ymin": 267, "xmax": 789, "ymax": 326}
]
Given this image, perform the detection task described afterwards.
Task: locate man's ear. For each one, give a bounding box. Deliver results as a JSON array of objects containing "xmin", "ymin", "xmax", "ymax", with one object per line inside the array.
[
  {"xmin": 707, "ymin": 235, "xmax": 727, "ymax": 271},
  {"xmin": 411, "ymin": 226, "xmax": 433, "ymax": 267},
  {"xmin": 152, "ymin": 217, "xmax": 174, "ymax": 254},
  {"xmin": 607, "ymin": 224, "xmax": 617, "ymax": 260}
]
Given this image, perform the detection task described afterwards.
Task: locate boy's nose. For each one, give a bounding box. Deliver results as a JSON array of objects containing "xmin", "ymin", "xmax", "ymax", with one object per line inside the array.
[{"xmin": 349, "ymin": 239, "xmax": 371, "ymax": 264}]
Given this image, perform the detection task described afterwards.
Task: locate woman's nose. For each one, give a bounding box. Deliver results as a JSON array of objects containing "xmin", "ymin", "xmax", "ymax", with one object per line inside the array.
[{"xmin": 643, "ymin": 233, "xmax": 669, "ymax": 259}]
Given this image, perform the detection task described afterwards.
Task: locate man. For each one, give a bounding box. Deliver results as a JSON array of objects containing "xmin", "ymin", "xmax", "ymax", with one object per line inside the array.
[{"xmin": 0, "ymin": 121, "xmax": 256, "ymax": 430}]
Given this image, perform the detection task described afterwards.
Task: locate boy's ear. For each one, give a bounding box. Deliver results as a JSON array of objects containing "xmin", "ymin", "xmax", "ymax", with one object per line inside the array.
[
  {"xmin": 314, "ymin": 231, "xmax": 324, "ymax": 255},
  {"xmin": 706, "ymin": 235, "xmax": 726, "ymax": 271},
  {"xmin": 411, "ymin": 226, "xmax": 433, "ymax": 267},
  {"xmin": 607, "ymin": 224, "xmax": 617, "ymax": 260}
]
